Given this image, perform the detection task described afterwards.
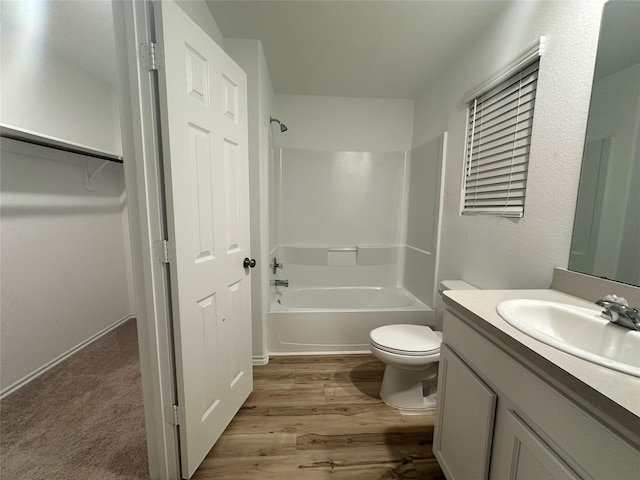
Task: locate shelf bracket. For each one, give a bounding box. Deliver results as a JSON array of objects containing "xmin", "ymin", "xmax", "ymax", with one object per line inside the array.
[{"xmin": 85, "ymin": 159, "xmax": 110, "ymax": 191}]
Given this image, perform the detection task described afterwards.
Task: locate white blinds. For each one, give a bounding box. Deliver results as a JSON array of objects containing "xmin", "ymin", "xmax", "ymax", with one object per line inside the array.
[{"xmin": 462, "ymin": 59, "xmax": 540, "ymax": 217}]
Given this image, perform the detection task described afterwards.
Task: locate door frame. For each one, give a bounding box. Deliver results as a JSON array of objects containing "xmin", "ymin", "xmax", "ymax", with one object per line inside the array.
[{"xmin": 112, "ymin": 1, "xmax": 181, "ymax": 478}]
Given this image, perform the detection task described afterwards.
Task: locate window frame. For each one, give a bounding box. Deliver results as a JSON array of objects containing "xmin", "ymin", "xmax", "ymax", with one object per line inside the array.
[{"xmin": 460, "ymin": 37, "xmax": 545, "ymax": 218}]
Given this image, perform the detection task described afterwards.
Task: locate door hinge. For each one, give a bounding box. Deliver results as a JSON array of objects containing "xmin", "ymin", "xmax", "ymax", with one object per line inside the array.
[
  {"xmin": 153, "ymin": 239, "xmax": 174, "ymax": 264},
  {"xmin": 140, "ymin": 42, "xmax": 164, "ymax": 71},
  {"xmin": 164, "ymin": 405, "xmax": 184, "ymax": 426}
]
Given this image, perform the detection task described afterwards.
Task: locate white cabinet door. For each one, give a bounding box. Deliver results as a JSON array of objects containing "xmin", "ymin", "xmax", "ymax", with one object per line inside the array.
[
  {"xmin": 434, "ymin": 345, "xmax": 497, "ymax": 480},
  {"xmin": 491, "ymin": 409, "xmax": 582, "ymax": 480},
  {"xmin": 155, "ymin": 1, "xmax": 253, "ymax": 477}
]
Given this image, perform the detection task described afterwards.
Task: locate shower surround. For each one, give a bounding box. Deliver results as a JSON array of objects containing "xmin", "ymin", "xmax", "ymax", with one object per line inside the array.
[{"xmin": 268, "ymin": 147, "xmax": 434, "ymax": 354}]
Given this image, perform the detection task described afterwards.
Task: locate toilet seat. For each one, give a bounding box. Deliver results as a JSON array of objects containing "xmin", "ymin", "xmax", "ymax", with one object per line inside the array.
[{"xmin": 370, "ymin": 324, "xmax": 441, "ymax": 357}]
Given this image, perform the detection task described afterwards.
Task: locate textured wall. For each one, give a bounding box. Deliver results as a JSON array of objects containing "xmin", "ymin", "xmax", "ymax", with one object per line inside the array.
[
  {"xmin": 224, "ymin": 39, "xmax": 275, "ymax": 360},
  {"xmin": 412, "ymin": 0, "xmax": 606, "ymax": 289},
  {"xmin": 1, "ymin": 140, "xmax": 132, "ymax": 394},
  {"xmin": 0, "ymin": 2, "xmax": 134, "ymax": 394},
  {"xmin": 273, "ymin": 94, "xmax": 414, "ymax": 152}
]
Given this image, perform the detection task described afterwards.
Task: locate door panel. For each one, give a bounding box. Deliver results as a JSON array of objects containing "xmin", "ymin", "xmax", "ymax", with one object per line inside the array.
[
  {"xmin": 492, "ymin": 410, "xmax": 582, "ymax": 480},
  {"xmin": 155, "ymin": 1, "xmax": 252, "ymax": 477},
  {"xmin": 224, "ymin": 140, "xmax": 241, "ymax": 252},
  {"xmin": 434, "ymin": 345, "xmax": 497, "ymax": 480}
]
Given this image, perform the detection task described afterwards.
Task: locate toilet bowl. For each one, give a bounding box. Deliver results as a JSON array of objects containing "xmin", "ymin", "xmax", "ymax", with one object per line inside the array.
[
  {"xmin": 369, "ymin": 324, "xmax": 442, "ymax": 410},
  {"xmin": 370, "ymin": 280, "xmax": 479, "ymax": 410}
]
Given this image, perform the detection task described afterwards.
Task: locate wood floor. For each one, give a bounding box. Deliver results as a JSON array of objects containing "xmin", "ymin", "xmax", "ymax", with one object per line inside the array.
[{"xmin": 193, "ymin": 355, "xmax": 445, "ymax": 479}]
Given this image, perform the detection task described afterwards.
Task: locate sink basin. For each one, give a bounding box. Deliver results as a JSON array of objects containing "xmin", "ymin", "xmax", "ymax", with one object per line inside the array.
[{"xmin": 497, "ymin": 299, "xmax": 640, "ymax": 377}]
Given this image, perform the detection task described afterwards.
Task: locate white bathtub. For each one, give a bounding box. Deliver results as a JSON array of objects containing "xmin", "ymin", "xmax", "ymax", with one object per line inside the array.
[{"xmin": 268, "ymin": 286, "xmax": 434, "ymax": 354}]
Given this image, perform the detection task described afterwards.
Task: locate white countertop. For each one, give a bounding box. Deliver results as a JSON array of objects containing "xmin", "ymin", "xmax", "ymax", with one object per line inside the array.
[{"xmin": 443, "ymin": 289, "xmax": 640, "ymax": 437}]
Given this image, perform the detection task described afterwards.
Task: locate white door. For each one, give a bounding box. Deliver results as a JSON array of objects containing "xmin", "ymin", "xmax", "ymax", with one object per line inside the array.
[{"xmin": 155, "ymin": 2, "xmax": 253, "ymax": 477}]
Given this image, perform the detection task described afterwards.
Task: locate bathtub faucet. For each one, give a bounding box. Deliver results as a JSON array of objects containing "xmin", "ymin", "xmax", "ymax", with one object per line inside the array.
[{"xmin": 272, "ymin": 279, "xmax": 289, "ymax": 287}]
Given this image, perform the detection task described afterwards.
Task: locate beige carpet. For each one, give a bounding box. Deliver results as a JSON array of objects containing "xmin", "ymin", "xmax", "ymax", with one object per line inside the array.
[{"xmin": 1, "ymin": 319, "xmax": 150, "ymax": 480}]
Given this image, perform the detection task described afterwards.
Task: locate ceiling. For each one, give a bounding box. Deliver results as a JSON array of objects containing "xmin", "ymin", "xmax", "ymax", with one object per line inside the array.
[
  {"xmin": 8, "ymin": 1, "xmax": 639, "ymax": 99},
  {"xmin": 2, "ymin": 0, "xmax": 512, "ymax": 97},
  {"xmin": 206, "ymin": 0, "xmax": 512, "ymax": 99}
]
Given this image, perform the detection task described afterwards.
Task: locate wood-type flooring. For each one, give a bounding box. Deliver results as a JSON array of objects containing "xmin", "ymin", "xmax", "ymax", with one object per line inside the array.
[{"xmin": 192, "ymin": 354, "xmax": 446, "ymax": 479}]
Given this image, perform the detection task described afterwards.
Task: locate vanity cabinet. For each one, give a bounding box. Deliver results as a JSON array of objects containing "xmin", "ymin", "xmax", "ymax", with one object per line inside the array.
[
  {"xmin": 491, "ymin": 408, "xmax": 582, "ymax": 480},
  {"xmin": 434, "ymin": 308, "xmax": 640, "ymax": 480},
  {"xmin": 434, "ymin": 345, "xmax": 496, "ymax": 479}
]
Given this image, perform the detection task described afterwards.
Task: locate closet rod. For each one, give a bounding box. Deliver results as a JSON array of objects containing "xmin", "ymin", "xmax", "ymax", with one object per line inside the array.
[{"xmin": 0, "ymin": 124, "xmax": 124, "ymax": 163}]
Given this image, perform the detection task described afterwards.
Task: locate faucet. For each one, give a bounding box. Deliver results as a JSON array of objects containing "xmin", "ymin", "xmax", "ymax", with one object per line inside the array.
[
  {"xmin": 272, "ymin": 279, "xmax": 289, "ymax": 287},
  {"xmin": 595, "ymin": 295, "xmax": 640, "ymax": 331},
  {"xmin": 271, "ymin": 257, "xmax": 283, "ymax": 275}
]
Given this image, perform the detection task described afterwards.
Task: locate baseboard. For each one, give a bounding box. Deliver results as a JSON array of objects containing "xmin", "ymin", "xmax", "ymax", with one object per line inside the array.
[
  {"xmin": 252, "ymin": 354, "xmax": 269, "ymax": 366},
  {"xmin": 0, "ymin": 313, "xmax": 136, "ymax": 400},
  {"xmin": 268, "ymin": 350, "xmax": 372, "ymax": 356}
]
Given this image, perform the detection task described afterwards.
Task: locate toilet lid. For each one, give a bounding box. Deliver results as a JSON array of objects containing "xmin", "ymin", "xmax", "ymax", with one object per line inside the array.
[{"xmin": 370, "ymin": 324, "xmax": 441, "ymax": 356}]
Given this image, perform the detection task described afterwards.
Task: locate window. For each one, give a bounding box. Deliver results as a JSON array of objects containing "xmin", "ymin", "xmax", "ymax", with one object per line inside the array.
[{"xmin": 462, "ymin": 39, "xmax": 544, "ymax": 218}]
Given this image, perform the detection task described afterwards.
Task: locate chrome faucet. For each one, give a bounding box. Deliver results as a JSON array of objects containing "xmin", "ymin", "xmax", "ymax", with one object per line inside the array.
[
  {"xmin": 595, "ymin": 295, "xmax": 640, "ymax": 331},
  {"xmin": 272, "ymin": 279, "xmax": 289, "ymax": 287},
  {"xmin": 271, "ymin": 257, "xmax": 283, "ymax": 275}
]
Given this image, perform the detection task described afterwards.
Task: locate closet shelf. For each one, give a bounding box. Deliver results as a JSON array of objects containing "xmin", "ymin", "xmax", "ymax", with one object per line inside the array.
[{"xmin": 0, "ymin": 124, "xmax": 123, "ymax": 163}]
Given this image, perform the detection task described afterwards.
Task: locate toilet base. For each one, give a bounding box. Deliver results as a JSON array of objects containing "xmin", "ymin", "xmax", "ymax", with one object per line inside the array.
[{"xmin": 379, "ymin": 363, "xmax": 438, "ymax": 410}]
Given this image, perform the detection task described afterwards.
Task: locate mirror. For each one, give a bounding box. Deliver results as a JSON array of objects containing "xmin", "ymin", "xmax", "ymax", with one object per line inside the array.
[{"xmin": 569, "ymin": 0, "xmax": 640, "ymax": 287}]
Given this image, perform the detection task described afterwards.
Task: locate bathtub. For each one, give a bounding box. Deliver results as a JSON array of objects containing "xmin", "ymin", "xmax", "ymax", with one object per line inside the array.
[{"xmin": 268, "ymin": 286, "xmax": 434, "ymax": 354}]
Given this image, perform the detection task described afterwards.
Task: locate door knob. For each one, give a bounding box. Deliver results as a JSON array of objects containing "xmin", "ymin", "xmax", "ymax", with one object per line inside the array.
[{"xmin": 243, "ymin": 257, "xmax": 256, "ymax": 269}]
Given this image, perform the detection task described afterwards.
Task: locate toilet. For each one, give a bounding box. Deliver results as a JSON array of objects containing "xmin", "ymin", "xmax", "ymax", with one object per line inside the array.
[
  {"xmin": 369, "ymin": 280, "xmax": 478, "ymax": 410},
  {"xmin": 370, "ymin": 324, "xmax": 442, "ymax": 409}
]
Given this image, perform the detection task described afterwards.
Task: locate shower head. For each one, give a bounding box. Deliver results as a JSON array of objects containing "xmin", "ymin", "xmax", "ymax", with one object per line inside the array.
[{"xmin": 270, "ymin": 117, "xmax": 288, "ymax": 133}]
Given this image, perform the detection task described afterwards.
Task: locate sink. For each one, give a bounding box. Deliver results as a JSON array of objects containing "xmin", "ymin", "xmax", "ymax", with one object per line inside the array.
[{"xmin": 497, "ymin": 299, "xmax": 640, "ymax": 377}]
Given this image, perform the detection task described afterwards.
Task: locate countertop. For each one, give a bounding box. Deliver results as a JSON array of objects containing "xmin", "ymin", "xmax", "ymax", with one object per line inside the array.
[{"xmin": 442, "ymin": 289, "xmax": 640, "ymax": 440}]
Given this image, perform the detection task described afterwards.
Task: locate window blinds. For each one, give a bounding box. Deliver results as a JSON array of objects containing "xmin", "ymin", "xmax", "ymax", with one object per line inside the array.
[{"xmin": 462, "ymin": 59, "xmax": 540, "ymax": 218}]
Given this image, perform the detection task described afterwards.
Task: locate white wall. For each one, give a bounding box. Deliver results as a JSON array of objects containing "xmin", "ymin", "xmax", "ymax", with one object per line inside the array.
[
  {"xmin": 0, "ymin": 1, "xmax": 135, "ymax": 395},
  {"xmin": 177, "ymin": 0, "xmax": 224, "ymax": 48},
  {"xmin": 0, "ymin": 4, "xmax": 121, "ymax": 155},
  {"xmin": 273, "ymin": 95, "xmax": 414, "ymax": 152},
  {"xmin": 413, "ymin": 0, "xmax": 605, "ymax": 290},
  {"xmin": 224, "ymin": 39, "xmax": 274, "ymax": 361},
  {"xmin": 0, "ymin": 140, "xmax": 133, "ymax": 395}
]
